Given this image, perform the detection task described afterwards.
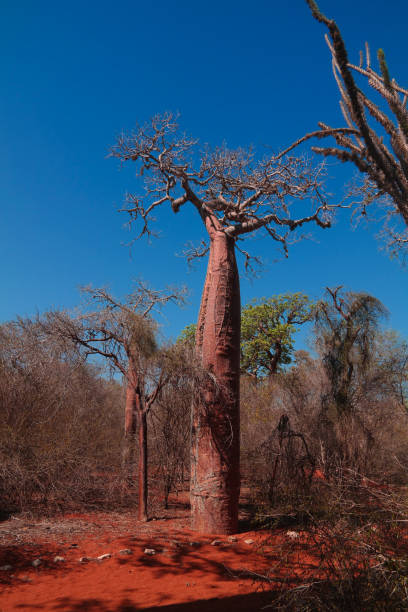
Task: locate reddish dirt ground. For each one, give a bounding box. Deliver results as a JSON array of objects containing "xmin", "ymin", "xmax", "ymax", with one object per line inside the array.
[{"xmin": 0, "ymin": 510, "xmax": 324, "ymax": 612}]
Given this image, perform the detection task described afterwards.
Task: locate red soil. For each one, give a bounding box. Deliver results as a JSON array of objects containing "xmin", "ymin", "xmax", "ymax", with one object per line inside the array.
[{"xmin": 0, "ymin": 511, "xmax": 322, "ymax": 611}]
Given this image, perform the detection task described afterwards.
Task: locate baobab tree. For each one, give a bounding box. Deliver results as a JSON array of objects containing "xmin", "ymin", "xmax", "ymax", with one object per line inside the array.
[
  {"xmin": 45, "ymin": 282, "xmax": 183, "ymax": 522},
  {"xmin": 111, "ymin": 113, "xmax": 334, "ymax": 533},
  {"xmin": 287, "ymin": 1, "xmax": 408, "ymax": 255}
]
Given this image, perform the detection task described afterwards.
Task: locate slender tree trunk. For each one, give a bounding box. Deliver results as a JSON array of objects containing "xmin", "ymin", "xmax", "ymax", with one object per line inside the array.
[
  {"xmin": 191, "ymin": 225, "xmax": 241, "ymax": 534},
  {"xmin": 137, "ymin": 408, "xmax": 148, "ymax": 522},
  {"xmin": 123, "ymin": 372, "xmax": 138, "ymax": 475},
  {"xmin": 268, "ymin": 341, "xmax": 283, "ymax": 375},
  {"xmin": 123, "ymin": 362, "xmax": 148, "ymax": 521}
]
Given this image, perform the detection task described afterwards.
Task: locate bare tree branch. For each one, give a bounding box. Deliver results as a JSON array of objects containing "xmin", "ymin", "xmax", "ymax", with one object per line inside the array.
[{"xmin": 111, "ymin": 113, "xmax": 337, "ymax": 263}]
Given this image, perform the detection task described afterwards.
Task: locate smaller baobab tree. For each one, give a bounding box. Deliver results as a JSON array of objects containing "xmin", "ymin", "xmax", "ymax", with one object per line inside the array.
[
  {"xmin": 45, "ymin": 282, "xmax": 185, "ymax": 522},
  {"xmin": 111, "ymin": 113, "xmax": 335, "ymax": 533},
  {"xmin": 290, "ymin": 0, "xmax": 408, "ymax": 256}
]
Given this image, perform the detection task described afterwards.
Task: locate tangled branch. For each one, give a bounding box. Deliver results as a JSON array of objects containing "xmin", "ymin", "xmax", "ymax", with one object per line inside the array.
[{"xmin": 111, "ymin": 112, "xmax": 337, "ymax": 265}]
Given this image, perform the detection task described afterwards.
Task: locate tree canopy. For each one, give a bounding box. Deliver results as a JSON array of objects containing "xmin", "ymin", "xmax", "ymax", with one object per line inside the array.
[{"xmin": 241, "ymin": 293, "xmax": 315, "ymax": 378}]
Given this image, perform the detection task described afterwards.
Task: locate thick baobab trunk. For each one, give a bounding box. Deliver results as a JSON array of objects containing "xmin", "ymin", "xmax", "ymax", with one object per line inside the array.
[{"xmin": 191, "ymin": 227, "xmax": 241, "ymax": 534}]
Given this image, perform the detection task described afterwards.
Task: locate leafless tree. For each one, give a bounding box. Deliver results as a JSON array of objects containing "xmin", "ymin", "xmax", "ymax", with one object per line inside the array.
[
  {"xmin": 111, "ymin": 113, "xmax": 336, "ymax": 533},
  {"xmin": 312, "ymin": 287, "xmax": 392, "ymax": 476},
  {"xmin": 45, "ymin": 282, "xmax": 184, "ymax": 522},
  {"xmin": 315, "ymin": 286, "xmax": 388, "ymax": 418},
  {"xmin": 286, "ymin": 1, "xmax": 408, "ymax": 257}
]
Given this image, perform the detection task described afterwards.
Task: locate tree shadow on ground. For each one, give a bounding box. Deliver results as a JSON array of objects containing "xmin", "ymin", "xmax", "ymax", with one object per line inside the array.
[
  {"xmin": 3, "ymin": 523, "xmax": 325, "ymax": 611},
  {"xmin": 31, "ymin": 591, "xmax": 273, "ymax": 611},
  {"xmin": 0, "ymin": 509, "xmax": 12, "ymax": 522},
  {"xmin": 0, "ymin": 543, "xmax": 68, "ymax": 586}
]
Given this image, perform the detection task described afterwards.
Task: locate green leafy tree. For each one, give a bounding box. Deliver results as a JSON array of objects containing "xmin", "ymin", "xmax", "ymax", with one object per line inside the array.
[
  {"xmin": 241, "ymin": 294, "xmax": 315, "ymax": 378},
  {"xmin": 176, "ymin": 323, "xmax": 197, "ymax": 348}
]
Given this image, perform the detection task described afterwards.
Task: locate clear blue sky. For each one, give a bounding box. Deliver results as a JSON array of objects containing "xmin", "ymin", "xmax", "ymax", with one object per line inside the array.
[{"xmin": 2, "ymin": 0, "xmax": 408, "ymax": 349}]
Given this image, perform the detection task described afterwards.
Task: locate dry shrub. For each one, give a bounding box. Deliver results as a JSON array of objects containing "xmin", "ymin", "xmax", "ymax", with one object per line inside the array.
[
  {"xmin": 0, "ymin": 319, "xmax": 133, "ymax": 515},
  {"xmin": 147, "ymin": 341, "xmax": 225, "ymax": 513},
  {"xmin": 240, "ymin": 329, "xmax": 408, "ymax": 608},
  {"xmin": 147, "ymin": 341, "xmax": 205, "ymax": 512},
  {"xmin": 241, "ymin": 355, "xmax": 323, "ymax": 518},
  {"xmin": 148, "ymin": 377, "xmax": 191, "ymax": 510},
  {"xmin": 258, "ymin": 478, "xmax": 408, "ymax": 611},
  {"xmin": 241, "ymin": 350, "xmax": 408, "ymax": 522}
]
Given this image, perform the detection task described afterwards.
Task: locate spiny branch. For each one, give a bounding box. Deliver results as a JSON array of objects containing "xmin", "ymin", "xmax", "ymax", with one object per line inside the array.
[{"xmin": 300, "ymin": 0, "xmax": 408, "ymax": 257}]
